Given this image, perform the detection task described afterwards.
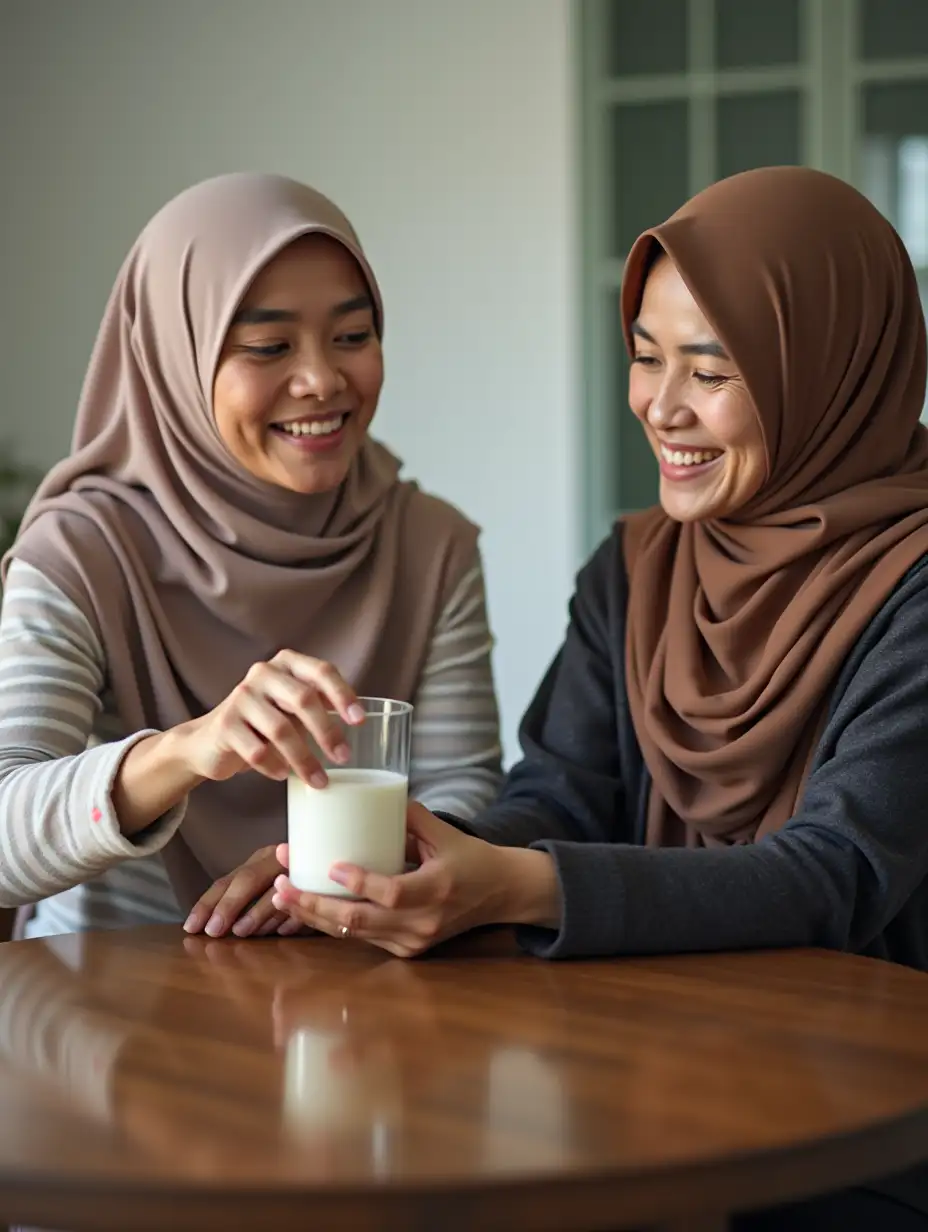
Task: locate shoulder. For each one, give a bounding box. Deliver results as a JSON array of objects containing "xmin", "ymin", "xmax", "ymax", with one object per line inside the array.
[
  {"xmin": 398, "ymin": 482, "xmax": 480, "ymax": 542},
  {"xmin": 573, "ymin": 520, "xmax": 629, "ymax": 618},
  {"xmin": 10, "ymin": 501, "xmax": 134, "ymax": 636},
  {"xmin": 2, "ymin": 557, "xmax": 104, "ymax": 662},
  {"xmin": 393, "ymin": 480, "xmax": 481, "ymax": 589}
]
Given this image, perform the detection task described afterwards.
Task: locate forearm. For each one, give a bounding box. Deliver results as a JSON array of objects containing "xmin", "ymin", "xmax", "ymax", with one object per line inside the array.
[
  {"xmin": 0, "ymin": 736, "xmax": 188, "ymax": 908},
  {"xmin": 111, "ymin": 725, "xmax": 203, "ymax": 837},
  {"xmin": 518, "ymin": 834, "xmax": 850, "ymax": 960}
]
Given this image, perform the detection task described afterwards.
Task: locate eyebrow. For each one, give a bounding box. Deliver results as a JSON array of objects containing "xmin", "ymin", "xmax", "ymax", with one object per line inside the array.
[
  {"xmin": 630, "ymin": 319, "xmax": 730, "ymax": 360},
  {"xmin": 230, "ymin": 293, "xmax": 374, "ymax": 327}
]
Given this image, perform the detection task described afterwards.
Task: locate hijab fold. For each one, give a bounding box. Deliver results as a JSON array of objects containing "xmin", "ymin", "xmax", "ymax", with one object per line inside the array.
[
  {"xmin": 620, "ymin": 167, "xmax": 928, "ymax": 847},
  {"xmin": 7, "ymin": 173, "xmax": 477, "ymax": 908}
]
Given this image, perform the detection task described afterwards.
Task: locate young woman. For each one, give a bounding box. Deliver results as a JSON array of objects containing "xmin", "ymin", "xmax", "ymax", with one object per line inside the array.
[{"xmin": 0, "ymin": 173, "xmax": 502, "ymax": 940}]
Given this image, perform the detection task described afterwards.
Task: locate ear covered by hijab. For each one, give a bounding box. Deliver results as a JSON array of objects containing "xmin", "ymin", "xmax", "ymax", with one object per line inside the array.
[
  {"xmin": 619, "ymin": 166, "xmax": 928, "ymax": 847},
  {"xmin": 8, "ymin": 173, "xmax": 478, "ymax": 905}
]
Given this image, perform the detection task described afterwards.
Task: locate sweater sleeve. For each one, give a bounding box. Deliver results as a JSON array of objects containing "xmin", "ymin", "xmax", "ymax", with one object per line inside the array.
[
  {"xmin": 522, "ymin": 563, "xmax": 928, "ymax": 960},
  {"xmin": 408, "ymin": 548, "xmax": 504, "ymax": 818},
  {"xmin": 459, "ymin": 534, "xmax": 635, "ymax": 853},
  {"xmin": 0, "ymin": 559, "xmax": 186, "ymax": 909}
]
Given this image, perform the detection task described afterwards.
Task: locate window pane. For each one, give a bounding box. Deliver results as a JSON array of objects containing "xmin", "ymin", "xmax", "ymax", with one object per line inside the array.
[
  {"xmin": 610, "ymin": 101, "xmax": 689, "ymax": 255},
  {"xmin": 716, "ymin": 92, "xmax": 802, "ymax": 181},
  {"xmin": 860, "ymin": 82, "xmax": 928, "ymax": 419},
  {"xmin": 606, "ymin": 295, "xmax": 659, "ymax": 515},
  {"xmin": 861, "ymin": 0, "xmax": 928, "ymax": 61},
  {"xmin": 715, "ymin": 0, "xmax": 801, "ymax": 69},
  {"xmin": 605, "ymin": 0, "xmax": 688, "ymax": 77}
]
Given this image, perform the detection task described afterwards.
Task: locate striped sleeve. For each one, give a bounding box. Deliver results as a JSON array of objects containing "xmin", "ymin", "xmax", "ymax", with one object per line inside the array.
[
  {"xmin": 0, "ymin": 559, "xmax": 186, "ymax": 910},
  {"xmin": 408, "ymin": 547, "xmax": 504, "ymax": 818}
]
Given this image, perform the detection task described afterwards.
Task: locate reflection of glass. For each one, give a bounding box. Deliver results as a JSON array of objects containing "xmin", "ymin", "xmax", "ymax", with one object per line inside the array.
[
  {"xmin": 605, "ymin": 0, "xmax": 687, "ymax": 78},
  {"xmin": 716, "ymin": 91, "xmax": 802, "ymax": 182},
  {"xmin": 861, "ymin": 0, "xmax": 928, "ymax": 61},
  {"xmin": 283, "ymin": 1027, "xmax": 402, "ymax": 1153},
  {"xmin": 482, "ymin": 1047, "xmax": 567, "ymax": 1169},
  {"xmin": 715, "ymin": 0, "xmax": 800, "ymax": 70},
  {"xmin": 861, "ymin": 82, "xmax": 928, "ymax": 421},
  {"xmin": 609, "ymin": 100, "xmax": 689, "ymax": 257},
  {"xmin": 275, "ymin": 961, "xmax": 439, "ymax": 1169}
]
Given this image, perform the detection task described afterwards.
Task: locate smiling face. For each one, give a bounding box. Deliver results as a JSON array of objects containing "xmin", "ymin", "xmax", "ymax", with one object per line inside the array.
[
  {"xmin": 212, "ymin": 234, "xmax": 383, "ymax": 495},
  {"xmin": 628, "ymin": 254, "xmax": 767, "ymax": 522}
]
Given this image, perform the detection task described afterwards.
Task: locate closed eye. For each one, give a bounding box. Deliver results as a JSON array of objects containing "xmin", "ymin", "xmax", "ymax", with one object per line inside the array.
[
  {"xmin": 336, "ymin": 329, "xmax": 373, "ymax": 346},
  {"xmin": 631, "ymin": 354, "xmax": 660, "ymax": 368},
  {"xmin": 243, "ymin": 342, "xmax": 290, "ymax": 357},
  {"xmin": 694, "ymin": 371, "xmax": 727, "ymax": 387}
]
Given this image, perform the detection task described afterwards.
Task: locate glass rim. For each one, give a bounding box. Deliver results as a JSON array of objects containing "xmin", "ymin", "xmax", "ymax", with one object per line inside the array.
[{"xmin": 326, "ymin": 696, "xmax": 413, "ymax": 718}]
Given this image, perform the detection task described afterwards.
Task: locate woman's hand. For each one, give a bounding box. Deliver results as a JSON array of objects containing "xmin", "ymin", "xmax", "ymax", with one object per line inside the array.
[
  {"xmin": 270, "ymin": 802, "xmax": 563, "ymax": 958},
  {"xmin": 183, "ymin": 845, "xmax": 306, "ymax": 938},
  {"xmin": 176, "ymin": 649, "xmax": 365, "ymax": 786}
]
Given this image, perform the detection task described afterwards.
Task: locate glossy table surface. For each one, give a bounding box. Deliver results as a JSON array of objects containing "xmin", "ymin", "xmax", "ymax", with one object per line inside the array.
[{"xmin": 3, "ymin": 927, "xmax": 928, "ymax": 1231}]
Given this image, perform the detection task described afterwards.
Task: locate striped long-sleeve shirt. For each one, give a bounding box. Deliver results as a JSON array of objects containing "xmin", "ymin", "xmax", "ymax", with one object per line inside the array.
[{"xmin": 0, "ymin": 554, "xmax": 503, "ymax": 937}]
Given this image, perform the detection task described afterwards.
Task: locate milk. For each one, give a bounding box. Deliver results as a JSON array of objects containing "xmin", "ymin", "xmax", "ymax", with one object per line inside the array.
[{"xmin": 287, "ymin": 768, "xmax": 408, "ymax": 898}]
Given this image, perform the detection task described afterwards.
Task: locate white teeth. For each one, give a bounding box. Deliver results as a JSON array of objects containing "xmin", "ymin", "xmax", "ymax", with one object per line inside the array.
[
  {"xmin": 277, "ymin": 415, "xmax": 345, "ymax": 437},
  {"xmin": 660, "ymin": 445, "xmax": 722, "ymax": 467}
]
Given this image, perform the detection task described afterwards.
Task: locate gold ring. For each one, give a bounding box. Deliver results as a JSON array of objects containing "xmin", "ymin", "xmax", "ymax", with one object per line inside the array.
[{"xmin": 339, "ymin": 925, "xmax": 350, "ymax": 938}]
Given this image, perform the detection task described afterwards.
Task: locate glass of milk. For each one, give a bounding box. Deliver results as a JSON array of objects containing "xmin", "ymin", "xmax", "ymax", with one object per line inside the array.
[{"xmin": 287, "ymin": 697, "xmax": 412, "ymax": 898}]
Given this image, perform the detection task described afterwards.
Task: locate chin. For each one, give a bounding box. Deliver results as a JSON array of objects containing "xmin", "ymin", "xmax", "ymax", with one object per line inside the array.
[{"xmin": 276, "ymin": 464, "xmax": 351, "ymax": 496}]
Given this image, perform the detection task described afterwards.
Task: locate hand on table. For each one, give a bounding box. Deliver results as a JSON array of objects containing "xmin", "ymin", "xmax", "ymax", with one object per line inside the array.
[
  {"xmin": 183, "ymin": 844, "xmax": 306, "ymax": 938},
  {"xmin": 270, "ymin": 801, "xmax": 561, "ymax": 958}
]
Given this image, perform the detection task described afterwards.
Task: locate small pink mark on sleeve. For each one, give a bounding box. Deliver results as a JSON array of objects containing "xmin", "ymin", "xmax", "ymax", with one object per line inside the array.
[{"xmin": 91, "ymin": 807, "xmax": 102, "ymax": 823}]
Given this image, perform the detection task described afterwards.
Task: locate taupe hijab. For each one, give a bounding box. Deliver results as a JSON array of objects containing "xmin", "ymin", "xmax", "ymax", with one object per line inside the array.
[
  {"xmin": 621, "ymin": 167, "xmax": 928, "ymax": 847},
  {"xmin": 7, "ymin": 173, "xmax": 477, "ymax": 906}
]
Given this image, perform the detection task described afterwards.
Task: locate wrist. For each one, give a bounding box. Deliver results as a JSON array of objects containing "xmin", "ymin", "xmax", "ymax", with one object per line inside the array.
[
  {"xmin": 167, "ymin": 718, "xmax": 209, "ymax": 784},
  {"xmin": 493, "ymin": 846, "xmax": 562, "ymax": 930}
]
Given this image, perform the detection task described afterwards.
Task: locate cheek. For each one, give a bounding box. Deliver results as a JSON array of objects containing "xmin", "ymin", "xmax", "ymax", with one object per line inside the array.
[
  {"xmin": 213, "ymin": 362, "xmax": 275, "ymax": 437},
  {"xmin": 353, "ymin": 347, "xmax": 384, "ymax": 406}
]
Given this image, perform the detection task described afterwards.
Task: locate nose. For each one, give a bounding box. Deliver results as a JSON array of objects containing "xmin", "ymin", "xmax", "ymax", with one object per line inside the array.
[
  {"xmin": 645, "ymin": 373, "xmax": 697, "ymax": 432},
  {"xmin": 289, "ymin": 344, "xmax": 347, "ymax": 402}
]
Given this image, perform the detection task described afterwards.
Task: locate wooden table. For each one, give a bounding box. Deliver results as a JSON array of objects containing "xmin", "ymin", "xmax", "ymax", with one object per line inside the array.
[{"xmin": 2, "ymin": 928, "xmax": 928, "ymax": 1232}]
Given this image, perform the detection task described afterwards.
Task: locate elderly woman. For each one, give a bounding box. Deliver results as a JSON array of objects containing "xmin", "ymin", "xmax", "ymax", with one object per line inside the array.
[
  {"xmin": 0, "ymin": 173, "xmax": 502, "ymax": 940},
  {"xmin": 273, "ymin": 167, "xmax": 928, "ymax": 1229}
]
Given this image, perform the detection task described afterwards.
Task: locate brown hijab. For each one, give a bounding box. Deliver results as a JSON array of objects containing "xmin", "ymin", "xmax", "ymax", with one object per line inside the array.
[
  {"xmin": 6, "ymin": 173, "xmax": 477, "ymax": 907},
  {"xmin": 621, "ymin": 166, "xmax": 928, "ymax": 847}
]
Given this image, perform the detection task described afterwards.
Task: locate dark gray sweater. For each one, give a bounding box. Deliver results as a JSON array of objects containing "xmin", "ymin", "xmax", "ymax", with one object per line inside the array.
[{"xmin": 459, "ymin": 525, "xmax": 928, "ymax": 967}]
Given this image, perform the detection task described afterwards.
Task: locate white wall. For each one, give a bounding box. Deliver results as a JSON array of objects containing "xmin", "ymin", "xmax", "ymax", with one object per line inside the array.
[{"xmin": 0, "ymin": 0, "xmax": 578, "ymax": 762}]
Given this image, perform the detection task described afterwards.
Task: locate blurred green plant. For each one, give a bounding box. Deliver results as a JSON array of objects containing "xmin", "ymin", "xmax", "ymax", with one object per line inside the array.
[{"xmin": 0, "ymin": 450, "xmax": 42, "ymax": 560}]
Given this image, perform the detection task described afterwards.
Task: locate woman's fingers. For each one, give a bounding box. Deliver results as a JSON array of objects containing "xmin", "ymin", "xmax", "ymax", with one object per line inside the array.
[
  {"xmin": 235, "ymin": 684, "xmax": 327, "ymax": 783},
  {"xmin": 327, "ymin": 862, "xmax": 440, "ymax": 911},
  {"xmin": 259, "ymin": 666, "xmax": 350, "ymax": 766},
  {"xmin": 184, "ymin": 875, "xmax": 231, "ymax": 934},
  {"xmin": 232, "ymin": 887, "xmax": 286, "ymax": 937},
  {"xmin": 184, "ymin": 847, "xmax": 283, "ymax": 937},
  {"xmin": 271, "ymin": 875, "xmax": 438, "ymax": 956},
  {"xmin": 272, "ymin": 650, "xmax": 365, "ymax": 726}
]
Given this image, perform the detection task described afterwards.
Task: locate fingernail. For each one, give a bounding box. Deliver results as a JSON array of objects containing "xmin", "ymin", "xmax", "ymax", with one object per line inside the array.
[
  {"xmin": 278, "ymin": 918, "xmax": 302, "ymax": 935},
  {"xmin": 329, "ymin": 865, "xmax": 350, "ymax": 887},
  {"xmin": 347, "ymin": 704, "xmax": 365, "ymax": 724},
  {"xmin": 205, "ymin": 912, "xmax": 223, "ymax": 937},
  {"xmin": 333, "ymin": 743, "xmax": 351, "ymax": 764},
  {"xmin": 271, "ymin": 894, "xmax": 286, "ymax": 911},
  {"xmin": 274, "ymin": 875, "xmax": 291, "ymax": 896},
  {"xmin": 232, "ymin": 916, "xmax": 255, "ymax": 938},
  {"xmin": 310, "ymin": 771, "xmax": 328, "ymax": 789},
  {"xmin": 183, "ymin": 911, "xmax": 201, "ymax": 933}
]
